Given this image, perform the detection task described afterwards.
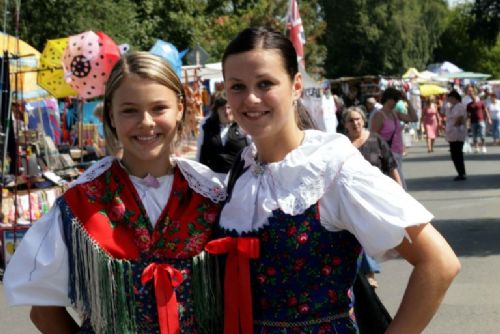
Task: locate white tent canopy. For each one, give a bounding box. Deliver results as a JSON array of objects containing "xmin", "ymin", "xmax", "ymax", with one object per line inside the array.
[{"xmin": 427, "ymin": 61, "xmax": 463, "ymax": 75}]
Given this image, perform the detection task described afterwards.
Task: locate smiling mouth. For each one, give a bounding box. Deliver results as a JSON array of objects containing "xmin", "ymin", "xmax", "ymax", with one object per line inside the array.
[
  {"xmin": 244, "ymin": 111, "xmax": 269, "ymax": 119},
  {"xmin": 134, "ymin": 134, "xmax": 161, "ymax": 142}
]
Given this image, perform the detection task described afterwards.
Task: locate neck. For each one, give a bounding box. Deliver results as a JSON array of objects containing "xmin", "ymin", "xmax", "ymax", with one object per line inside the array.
[
  {"xmin": 120, "ymin": 155, "xmax": 174, "ymax": 178},
  {"xmin": 349, "ymin": 129, "xmax": 368, "ymax": 147},
  {"xmin": 254, "ymin": 128, "xmax": 305, "ymax": 163}
]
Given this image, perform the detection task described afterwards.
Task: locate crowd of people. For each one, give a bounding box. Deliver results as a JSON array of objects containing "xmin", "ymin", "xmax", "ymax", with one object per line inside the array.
[{"xmin": 3, "ymin": 27, "xmax": 466, "ymax": 334}]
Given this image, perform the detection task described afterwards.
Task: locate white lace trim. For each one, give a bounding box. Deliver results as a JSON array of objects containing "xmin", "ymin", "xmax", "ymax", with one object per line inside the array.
[
  {"xmin": 173, "ymin": 157, "xmax": 227, "ymax": 203},
  {"xmin": 69, "ymin": 156, "xmax": 115, "ymax": 188},
  {"xmin": 220, "ymin": 130, "xmax": 359, "ymax": 233}
]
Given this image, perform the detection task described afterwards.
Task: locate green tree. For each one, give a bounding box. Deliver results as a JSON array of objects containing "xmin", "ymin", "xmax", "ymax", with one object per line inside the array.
[
  {"xmin": 11, "ymin": 0, "xmax": 137, "ymax": 51},
  {"xmin": 321, "ymin": 0, "xmax": 448, "ymax": 77},
  {"xmin": 433, "ymin": 2, "xmax": 500, "ymax": 78}
]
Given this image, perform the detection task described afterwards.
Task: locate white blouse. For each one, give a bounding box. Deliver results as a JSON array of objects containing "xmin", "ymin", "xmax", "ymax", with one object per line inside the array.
[
  {"xmin": 220, "ymin": 130, "xmax": 433, "ymax": 260},
  {"xmin": 3, "ymin": 156, "xmax": 225, "ymax": 306}
]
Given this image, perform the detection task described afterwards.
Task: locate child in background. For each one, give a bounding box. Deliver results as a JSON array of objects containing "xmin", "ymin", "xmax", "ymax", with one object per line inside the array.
[{"xmin": 4, "ymin": 52, "xmax": 226, "ymax": 333}]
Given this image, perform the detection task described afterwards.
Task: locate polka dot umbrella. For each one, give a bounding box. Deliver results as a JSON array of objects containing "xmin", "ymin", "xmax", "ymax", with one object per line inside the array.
[
  {"xmin": 37, "ymin": 37, "xmax": 78, "ymax": 98},
  {"xmin": 62, "ymin": 31, "xmax": 121, "ymax": 99}
]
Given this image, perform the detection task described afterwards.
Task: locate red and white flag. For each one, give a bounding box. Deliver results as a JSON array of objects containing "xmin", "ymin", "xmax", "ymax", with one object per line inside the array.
[{"xmin": 286, "ymin": 0, "xmax": 306, "ymax": 68}]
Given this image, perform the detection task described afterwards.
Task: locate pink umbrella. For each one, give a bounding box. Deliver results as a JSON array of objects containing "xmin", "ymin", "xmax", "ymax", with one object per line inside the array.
[{"xmin": 62, "ymin": 31, "xmax": 121, "ymax": 99}]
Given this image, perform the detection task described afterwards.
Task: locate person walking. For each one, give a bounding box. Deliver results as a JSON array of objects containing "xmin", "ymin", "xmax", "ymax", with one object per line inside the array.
[
  {"xmin": 486, "ymin": 92, "xmax": 500, "ymax": 145},
  {"xmin": 421, "ymin": 96, "xmax": 440, "ymax": 153},
  {"xmin": 445, "ymin": 89, "xmax": 468, "ymax": 181},
  {"xmin": 3, "ymin": 52, "xmax": 226, "ymax": 333},
  {"xmin": 207, "ymin": 27, "xmax": 460, "ymax": 334},
  {"xmin": 370, "ymin": 87, "xmax": 418, "ymax": 189},
  {"xmin": 466, "ymin": 86, "xmax": 491, "ymax": 153}
]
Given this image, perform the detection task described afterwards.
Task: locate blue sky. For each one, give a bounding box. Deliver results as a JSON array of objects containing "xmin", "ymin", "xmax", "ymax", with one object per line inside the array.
[{"xmin": 447, "ymin": 0, "xmax": 472, "ymax": 6}]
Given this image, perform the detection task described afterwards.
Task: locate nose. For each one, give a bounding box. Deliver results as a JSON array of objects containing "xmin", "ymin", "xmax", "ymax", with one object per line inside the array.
[
  {"xmin": 244, "ymin": 90, "xmax": 262, "ymax": 105},
  {"xmin": 140, "ymin": 111, "xmax": 155, "ymax": 128}
]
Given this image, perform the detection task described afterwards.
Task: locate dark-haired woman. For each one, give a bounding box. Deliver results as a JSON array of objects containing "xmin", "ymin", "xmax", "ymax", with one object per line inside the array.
[
  {"xmin": 445, "ymin": 90, "xmax": 467, "ymax": 181},
  {"xmin": 370, "ymin": 87, "xmax": 418, "ymax": 189},
  {"xmin": 197, "ymin": 98, "xmax": 249, "ymax": 173},
  {"xmin": 206, "ymin": 27, "xmax": 460, "ymax": 334}
]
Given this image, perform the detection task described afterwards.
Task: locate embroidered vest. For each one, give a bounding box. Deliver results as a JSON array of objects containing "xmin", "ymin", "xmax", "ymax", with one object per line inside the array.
[
  {"xmin": 222, "ymin": 204, "xmax": 362, "ymax": 334},
  {"xmin": 59, "ymin": 161, "xmax": 222, "ymax": 333}
]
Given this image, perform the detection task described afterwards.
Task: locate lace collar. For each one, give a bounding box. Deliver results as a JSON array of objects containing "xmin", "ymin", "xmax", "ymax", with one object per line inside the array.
[
  {"xmin": 220, "ymin": 130, "xmax": 359, "ymax": 234},
  {"xmin": 70, "ymin": 156, "xmax": 227, "ymax": 203}
]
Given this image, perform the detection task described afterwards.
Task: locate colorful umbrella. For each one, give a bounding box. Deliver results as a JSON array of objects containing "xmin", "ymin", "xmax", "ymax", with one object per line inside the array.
[
  {"xmin": 150, "ymin": 39, "xmax": 187, "ymax": 79},
  {"xmin": 0, "ymin": 32, "xmax": 50, "ymax": 101},
  {"xmin": 419, "ymin": 84, "xmax": 448, "ymax": 97},
  {"xmin": 37, "ymin": 38, "xmax": 77, "ymax": 98},
  {"xmin": 62, "ymin": 31, "xmax": 121, "ymax": 99}
]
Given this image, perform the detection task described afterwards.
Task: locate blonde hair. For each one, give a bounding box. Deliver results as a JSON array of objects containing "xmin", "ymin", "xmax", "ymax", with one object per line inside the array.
[
  {"xmin": 342, "ymin": 106, "xmax": 367, "ymax": 125},
  {"xmin": 102, "ymin": 51, "xmax": 186, "ymax": 149}
]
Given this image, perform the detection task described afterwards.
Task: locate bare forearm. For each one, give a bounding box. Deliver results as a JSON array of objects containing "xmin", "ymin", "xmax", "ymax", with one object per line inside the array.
[
  {"xmin": 387, "ymin": 224, "xmax": 461, "ymax": 334},
  {"xmin": 30, "ymin": 306, "xmax": 79, "ymax": 334},
  {"xmin": 385, "ymin": 261, "xmax": 456, "ymax": 333}
]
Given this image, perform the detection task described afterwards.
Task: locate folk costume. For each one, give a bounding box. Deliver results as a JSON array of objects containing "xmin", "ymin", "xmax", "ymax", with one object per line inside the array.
[
  {"xmin": 207, "ymin": 130, "xmax": 433, "ymax": 333},
  {"xmin": 4, "ymin": 156, "xmax": 226, "ymax": 334}
]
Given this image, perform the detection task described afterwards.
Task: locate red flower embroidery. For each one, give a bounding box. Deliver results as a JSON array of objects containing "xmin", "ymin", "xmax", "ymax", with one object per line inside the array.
[
  {"xmin": 321, "ymin": 265, "xmax": 332, "ymax": 276},
  {"xmin": 297, "ymin": 232, "xmax": 308, "ymax": 244},
  {"xmin": 332, "ymin": 256, "xmax": 342, "ymax": 266},
  {"xmin": 266, "ymin": 267, "xmax": 277, "ymax": 276},
  {"xmin": 298, "ymin": 304, "xmax": 310, "ymax": 314},
  {"xmin": 108, "ymin": 198, "xmax": 126, "ymax": 222},
  {"xmin": 287, "ymin": 296, "xmax": 298, "ymax": 306},
  {"xmin": 287, "ymin": 225, "xmax": 297, "ymax": 236},
  {"xmin": 256, "ymin": 274, "xmax": 267, "ymax": 284}
]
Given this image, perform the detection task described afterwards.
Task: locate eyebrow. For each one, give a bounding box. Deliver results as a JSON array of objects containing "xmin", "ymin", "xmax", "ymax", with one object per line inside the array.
[{"xmin": 226, "ymin": 74, "xmax": 271, "ymax": 81}]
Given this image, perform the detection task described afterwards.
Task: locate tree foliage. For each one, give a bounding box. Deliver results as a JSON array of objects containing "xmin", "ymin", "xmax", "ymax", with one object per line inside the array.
[
  {"xmin": 434, "ymin": 2, "xmax": 500, "ymax": 78},
  {"xmin": 0, "ymin": 0, "xmax": 497, "ymax": 80},
  {"xmin": 321, "ymin": 0, "xmax": 448, "ymax": 77}
]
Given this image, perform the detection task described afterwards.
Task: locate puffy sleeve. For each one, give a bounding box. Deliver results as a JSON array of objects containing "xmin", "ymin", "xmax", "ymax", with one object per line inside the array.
[
  {"xmin": 320, "ymin": 153, "xmax": 434, "ymax": 260},
  {"xmin": 3, "ymin": 204, "xmax": 70, "ymax": 306}
]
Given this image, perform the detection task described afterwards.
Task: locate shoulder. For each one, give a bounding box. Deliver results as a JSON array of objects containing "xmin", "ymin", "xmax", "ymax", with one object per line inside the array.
[
  {"xmin": 69, "ymin": 156, "xmax": 115, "ymax": 188},
  {"xmin": 173, "ymin": 157, "xmax": 226, "ymax": 203}
]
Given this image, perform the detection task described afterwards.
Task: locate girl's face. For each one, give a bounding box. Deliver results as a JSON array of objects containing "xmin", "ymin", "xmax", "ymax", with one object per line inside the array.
[
  {"xmin": 223, "ymin": 49, "xmax": 302, "ymax": 144},
  {"xmin": 109, "ymin": 74, "xmax": 183, "ymax": 176},
  {"xmin": 345, "ymin": 111, "xmax": 365, "ymax": 137}
]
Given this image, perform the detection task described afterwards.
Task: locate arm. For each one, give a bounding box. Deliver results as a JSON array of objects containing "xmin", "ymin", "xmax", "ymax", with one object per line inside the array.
[
  {"xmin": 30, "ymin": 306, "xmax": 80, "ymax": 334},
  {"xmin": 370, "ymin": 111, "xmax": 383, "ymax": 133},
  {"xmin": 484, "ymin": 104, "xmax": 492, "ymax": 124},
  {"xmin": 397, "ymin": 99, "xmax": 418, "ymax": 123},
  {"xmin": 389, "ymin": 168, "xmax": 402, "ymax": 186},
  {"xmin": 385, "ymin": 223, "xmax": 461, "ymax": 334}
]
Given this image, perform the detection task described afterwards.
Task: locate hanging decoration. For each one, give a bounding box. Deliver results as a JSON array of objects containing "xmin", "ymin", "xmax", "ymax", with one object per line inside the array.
[
  {"xmin": 62, "ymin": 31, "xmax": 121, "ymax": 99},
  {"xmin": 38, "ymin": 37, "xmax": 78, "ymax": 98}
]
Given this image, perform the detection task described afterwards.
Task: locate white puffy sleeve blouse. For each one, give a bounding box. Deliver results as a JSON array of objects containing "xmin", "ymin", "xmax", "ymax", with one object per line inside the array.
[{"xmin": 219, "ymin": 130, "xmax": 433, "ymax": 260}]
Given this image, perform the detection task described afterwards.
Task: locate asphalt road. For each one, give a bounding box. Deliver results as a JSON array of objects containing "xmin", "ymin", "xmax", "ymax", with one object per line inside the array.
[{"xmin": 1, "ymin": 136, "xmax": 499, "ymax": 333}]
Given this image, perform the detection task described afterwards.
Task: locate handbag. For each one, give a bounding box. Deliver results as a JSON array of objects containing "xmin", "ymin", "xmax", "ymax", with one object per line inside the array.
[{"xmin": 353, "ymin": 272, "xmax": 392, "ymax": 334}]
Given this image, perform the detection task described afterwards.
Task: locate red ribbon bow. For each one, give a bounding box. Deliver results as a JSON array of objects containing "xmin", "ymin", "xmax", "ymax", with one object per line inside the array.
[
  {"xmin": 141, "ymin": 263, "xmax": 184, "ymax": 334},
  {"xmin": 205, "ymin": 237, "xmax": 260, "ymax": 334}
]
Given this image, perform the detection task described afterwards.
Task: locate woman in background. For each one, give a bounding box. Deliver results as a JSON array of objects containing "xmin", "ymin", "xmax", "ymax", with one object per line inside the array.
[
  {"xmin": 421, "ymin": 96, "xmax": 440, "ymax": 153},
  {"xmin": 197, "ymin": 97, "xmax": 249, "ymax": 173}
]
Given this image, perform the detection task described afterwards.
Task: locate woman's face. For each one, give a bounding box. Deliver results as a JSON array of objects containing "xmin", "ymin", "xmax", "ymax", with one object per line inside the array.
[
  {"xmin": 217, "ymin": 103, "xmax": 234, "ymax": 124},
  {"xmin": 345, "ymin": 111, "xmax": 365, "ymax": 138},
  {"xmin": 109, "ymin": 74, "xmax": 183, "ymax": 176},
  {"xmin": 223, "ymin": 49, "xmax": 302, "ymax": 144}
]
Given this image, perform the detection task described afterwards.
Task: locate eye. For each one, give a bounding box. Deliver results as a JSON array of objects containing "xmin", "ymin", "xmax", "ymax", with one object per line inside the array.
[
  {"xmin": 229, "ymin": 83, "xmax": 245, "ymax": 92},
  {"xmin": 257, "ymin": 80, "xmax": 274, "ymax": 90},
  {"xmin": 120, "ymin": 107, "xmax": 137, "ymax": 115},
  {"xmin": 152, "ymin": 104, "xmax": 170, "ymax": 114}
]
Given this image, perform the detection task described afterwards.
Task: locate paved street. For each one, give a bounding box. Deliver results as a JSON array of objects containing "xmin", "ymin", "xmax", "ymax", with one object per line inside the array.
[{"xmin": 1, "ymin": 136, "xmax": 499, "ymax": 333}]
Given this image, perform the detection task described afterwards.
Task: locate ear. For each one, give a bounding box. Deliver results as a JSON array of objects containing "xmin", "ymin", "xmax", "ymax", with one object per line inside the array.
[
  {"xmin": 292, "ymin": 72, "xmax": 303, "ymax": 101},
  {"xmin": 176, "ymin": 98, "xmax": 184, "ymax": 122}
]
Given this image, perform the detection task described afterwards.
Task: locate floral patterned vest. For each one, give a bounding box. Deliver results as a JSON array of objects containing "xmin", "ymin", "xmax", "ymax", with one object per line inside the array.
[
  {"xmin": 59, "ymin": 161, "xmax": 222, "ymax": 334},
  {"xmin": 223, "ymin": 204, "xmax": 362, "ymax": 334}
]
